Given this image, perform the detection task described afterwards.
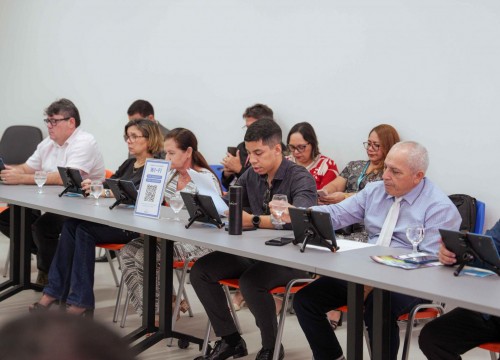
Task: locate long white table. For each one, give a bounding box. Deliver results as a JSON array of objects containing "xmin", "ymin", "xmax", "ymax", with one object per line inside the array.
[{"xmin": 1, "ymin": 184, "xmax": 499, "ymax": 359}]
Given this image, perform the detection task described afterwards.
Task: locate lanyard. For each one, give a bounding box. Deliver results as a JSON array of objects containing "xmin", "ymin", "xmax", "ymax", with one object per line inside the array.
[{"xmin": 356, "ymin": 161, "xmax": 370, "ymax": 191}]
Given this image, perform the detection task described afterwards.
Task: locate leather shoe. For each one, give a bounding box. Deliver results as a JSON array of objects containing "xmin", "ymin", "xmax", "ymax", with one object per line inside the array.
[
  {"xmin": 194, "ymin": 338, "xmax": 248, "ymax": 360},
  {"xmin": 255, "ymin": 344, "xmax": 284, "ymax": 360},
  {"xmin": 95, "ymin": 251, "xmax": 116, "ymax": 263}
]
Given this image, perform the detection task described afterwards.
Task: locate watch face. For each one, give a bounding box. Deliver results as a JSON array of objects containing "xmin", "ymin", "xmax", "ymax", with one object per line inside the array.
[{"xmin": 252, "ymin": 215, "xmax": 260, "ymax": 226}]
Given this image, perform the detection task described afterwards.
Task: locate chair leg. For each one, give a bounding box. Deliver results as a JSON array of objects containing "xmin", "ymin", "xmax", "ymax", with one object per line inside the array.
[
  {"xmin": 201, "ymin": 320, "xmax": 213, "ymax": 355},
  {"xmin": 2, "ymin": 243, "xmax": 10, "ymax": 277},
  {"xmin": 113, "ymin": 275, "xmax": 126, "ymax": 323},
  {"xmin": 105, "ymin": 250, "xmax": 120, "ymax": 287},
  {"xmin": 120, "ymin": 293, "xmax": 130, "ymax": 328},
  {"xmin": 400, "ymin": 303, "xmax": 445, "ymax": 360},
  {"xmin": 222, "ymin": 284, "xmax": 242, "ymax": 334},
  {"xmin": 489, "ymin": 350, "xmax": 498, "ymax": 360}
]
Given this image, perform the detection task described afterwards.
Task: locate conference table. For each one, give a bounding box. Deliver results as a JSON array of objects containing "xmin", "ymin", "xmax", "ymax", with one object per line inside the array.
[{"xmin": 1, "ymin": 184, "xmax": 499, "ymax": 360}]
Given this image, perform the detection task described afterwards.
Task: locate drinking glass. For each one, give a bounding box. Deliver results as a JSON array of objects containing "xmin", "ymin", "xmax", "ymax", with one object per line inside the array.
[
  {"xmin": 271, "ymin": 194, "xmax": 288, "ymax": 225},
  {"xmin": 34, "ymin": 171, "xmax": 47, "ymax": 194},
  {"xmin": 406, "ymin": 224, "xmax": 425, "ymax": 255},
  {"xmin": 90, "ymin": 180, "xmax": 103, "ymax": 206},
  {"xmin": 169, "ymin": 192, "xmax": 184, "ymax": 221}
]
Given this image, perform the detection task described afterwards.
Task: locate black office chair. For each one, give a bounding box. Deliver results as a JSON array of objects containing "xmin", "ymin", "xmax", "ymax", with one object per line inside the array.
[
  {"xmin": 0, "ymin": 125, "xmax": 43, "ymax": 164},
  {"xmin": 1, "ymin": 125, "xmax": 44, "ymax": 277}
]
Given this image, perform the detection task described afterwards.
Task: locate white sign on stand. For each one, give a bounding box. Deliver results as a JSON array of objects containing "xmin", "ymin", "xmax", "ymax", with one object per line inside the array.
[{"xmin": 134, "ymin": 159, "xmax": 170, "ymax": 219}]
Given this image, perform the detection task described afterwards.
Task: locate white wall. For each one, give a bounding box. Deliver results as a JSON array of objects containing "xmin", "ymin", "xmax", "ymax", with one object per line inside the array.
[{"xmin": 1, "ymin": 0, "xmax": 499, "ymax": 229}]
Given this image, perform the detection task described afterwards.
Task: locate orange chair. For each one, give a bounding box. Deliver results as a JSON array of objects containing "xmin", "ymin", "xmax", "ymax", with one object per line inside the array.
[
  {"xmin": 96, "ymin": 243, "xmax": 125, "ymax": 287},
  {"xmin": 478, "ymin": 342, "xmax": 500, "ymax": 360},
  {"xmin": 200, "ymin": 277, "xmax": 315, "ymax": 360}
]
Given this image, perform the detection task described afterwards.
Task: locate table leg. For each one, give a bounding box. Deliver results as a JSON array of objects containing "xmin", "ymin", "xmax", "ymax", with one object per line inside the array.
[
  {"xmin": 372, "ymin": 288, "xmax": 391, "ymax": 360},
  {"xmin": 347, "ymin": 282, "xmax": 364, "ymax": 360}
]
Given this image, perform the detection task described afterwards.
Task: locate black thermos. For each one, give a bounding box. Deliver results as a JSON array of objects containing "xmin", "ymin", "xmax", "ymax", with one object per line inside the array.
[{"xmin": 228, "ymin": 186, "xmax": 243, "ymax": 235}]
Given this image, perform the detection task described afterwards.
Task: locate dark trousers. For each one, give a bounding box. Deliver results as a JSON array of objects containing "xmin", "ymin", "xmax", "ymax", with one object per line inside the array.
[
  {"xmin": 0, "ymin": 207, "xmax": 67, "ymax": 273},
  {"xmin": 44, "ymin": 219, "xmax": 138, "ymax": 308},
  {"xmin": 419, "ymin": 308, "xmax": 500, "ymax": 359},
  {"xmin": 190, "ymin": 251, "xmax": 309, "ymax": 349},
  {"xmin": 293, "ymin": 276, "xmax": 427, "ymax": 360}
]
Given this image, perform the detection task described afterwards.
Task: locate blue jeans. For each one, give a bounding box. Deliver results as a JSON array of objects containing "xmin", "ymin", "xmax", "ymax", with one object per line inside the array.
[
  {"xmin": 44, "ymin": 218, "xmax": 138, "ymax": 309},
  {"xmin": 293, "ymin": 276, "xmax": 428, "ymax": 360}
]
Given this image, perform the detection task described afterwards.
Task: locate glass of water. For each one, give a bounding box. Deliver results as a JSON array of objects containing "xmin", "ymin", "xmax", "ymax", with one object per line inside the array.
[
  {"xmin": 406, "ymin": 224, "xmax": 425, "ymax": 255},
  {"xmin": 90, "ymin": 180, "xmax": 103, "ymax": 206},
  {"xmin": 169, "ymin": 192, "xmax": 184, "ymax": 221},
  {"xmin": 34, "ymin": 171, "xmax": 47, "ymax": 194},
  {"xmin": 271, "ymin": 194, "xmax": 288, "ymax": 225}
]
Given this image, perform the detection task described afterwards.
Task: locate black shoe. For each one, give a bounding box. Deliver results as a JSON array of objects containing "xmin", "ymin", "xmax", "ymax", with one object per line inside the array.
[
  {"xmin": 95, "ymin": 251, "xmax": 116, "ymax": 263},
  {"xmin": 255, "ymin": 344, "xmax": 284, "ymax": 360},
  {"xmin": 194, "ymin": 338, "xmax": 248, "ymax": 360}
]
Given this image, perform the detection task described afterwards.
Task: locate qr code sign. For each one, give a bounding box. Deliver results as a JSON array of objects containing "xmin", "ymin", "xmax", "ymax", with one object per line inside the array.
[{"xmin": 144, "ymin": 184, "xmax": 158, "ymax": 202}]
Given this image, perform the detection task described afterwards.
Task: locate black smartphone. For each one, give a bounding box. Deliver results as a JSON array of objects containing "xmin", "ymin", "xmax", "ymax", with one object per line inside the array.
[
  {"xmin": 0, "ymin": 157, "xmax": 5, "ymax": 171},
  {"xmin": 265, "ymin": 237, "xmax": 294, "ymax": 246},
  {"xmin": 227, "ymin": 146, "xmax": 238, "ymax": 156}
]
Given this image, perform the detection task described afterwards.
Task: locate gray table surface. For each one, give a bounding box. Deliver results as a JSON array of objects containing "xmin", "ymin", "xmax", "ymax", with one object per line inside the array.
[{"xmin": 1, "ymin": 184, "xmax": 499, "ymax": 318}]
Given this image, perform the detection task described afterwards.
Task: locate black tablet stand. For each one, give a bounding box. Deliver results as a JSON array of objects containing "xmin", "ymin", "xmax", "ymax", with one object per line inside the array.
[
  {"xmin": 292, "ymin": 209, "xmax": 338, "ymax": 253},
  {"xmin": 185, "ymin": 207, "xmax": 223, "ymax": 229},
  {"xmin": 454, "ymin": 243, "xmax": 500, "ymax": 277}
]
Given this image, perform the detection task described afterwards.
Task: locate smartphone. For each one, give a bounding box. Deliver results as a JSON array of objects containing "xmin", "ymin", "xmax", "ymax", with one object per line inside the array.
[
  {"xmin": 227, "ymin": 146, "xmax": 238, "ymax": 157},
  {"xmin": 265, "ymin": 237, "xmax": 294, "ymax": 246},
  {"xmin": 0, "ymin": 157, "xmax": 5, "ymax": 171},
  {"xmin": 317, "ymin": 189, "xmax": 328, "ymax": 198},
  {"xmin": 403, "ymin": 256, "xmax": 439, "ymax": 265}
]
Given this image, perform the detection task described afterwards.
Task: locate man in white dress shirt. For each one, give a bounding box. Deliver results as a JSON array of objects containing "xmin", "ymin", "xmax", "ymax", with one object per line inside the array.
[{"xmin": 0, "ymin": 98, "xmax": 105, "ymax": 286}]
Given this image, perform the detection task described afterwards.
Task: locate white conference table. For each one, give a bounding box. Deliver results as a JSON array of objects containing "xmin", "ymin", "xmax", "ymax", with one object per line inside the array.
[{"xmin": 1, "ymin": 184, "xmax": 499, "ymax": 359}]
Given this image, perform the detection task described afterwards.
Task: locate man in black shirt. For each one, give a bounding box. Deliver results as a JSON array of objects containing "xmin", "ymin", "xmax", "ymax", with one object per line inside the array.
[
  {"xmin": 221, "ymin": 103, "xmax": 274, "ymax": 190},
  {"xmin": 191, "ymin": 118, "xmax": 317, "ymax": 360}
]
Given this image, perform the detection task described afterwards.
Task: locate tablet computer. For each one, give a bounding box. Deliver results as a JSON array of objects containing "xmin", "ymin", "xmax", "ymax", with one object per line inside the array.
[
  {"xmin": 105, "ymin": 178, "xmax": 138, "ymax": 209},
  {"xmin": 181, "ymin": 192, "xmax": 224, "ymax": 229},
  {"xmin": 57, "ymin": 166, "xmax": 86, "ymax": 197},
  {"xmin": 289, "ymin": 207, "xmax": 338, "ymax": 252},
  {"xmin": 467, "ymin": 233, "xmax": 500, "ymax": 272},
  {"xmin": 439, "ymin": 229, "xmax": 469, "ymax": 264}
]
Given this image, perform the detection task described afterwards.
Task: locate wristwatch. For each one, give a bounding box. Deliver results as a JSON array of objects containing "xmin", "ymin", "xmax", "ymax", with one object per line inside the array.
[
  {"xmin": 104, "ymin": 189, "xmax": 111, "ymax": 198},
  {"xmin": 252, "ymin": 215, "xmax": 261, "ymax": 229}
]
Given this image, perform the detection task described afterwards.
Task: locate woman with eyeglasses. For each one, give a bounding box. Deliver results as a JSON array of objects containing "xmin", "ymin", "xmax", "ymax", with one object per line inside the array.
[
  {"xmin": 29, "ymin": 119, "xmax": 164, "ymax": 316},
  {"xmin": 285, "ymin": 122, "xmax": 339, "ymax": 190},
  {"xmin": 120, "ymin": 128, "xmax": 222, "ymax": 322},
  {"xmin": 319, "ymin": 123, "xmax": 399, "ymax": 330}
]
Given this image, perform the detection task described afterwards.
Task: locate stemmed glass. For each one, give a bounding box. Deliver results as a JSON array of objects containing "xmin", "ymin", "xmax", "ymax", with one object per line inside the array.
[
  {"xmin": 34, "ymin": 171, "xmax": 47, "ymax": 194},
  {"xmin": 406, "ymin": 224, "xmax": 425, "ymax": 256},
  {"xmin": 271, "ymin": 194, "xmax": 288, "ymax": 225},
  {"xmin": 169, "ymin": 192, "xmax": 184, "ymax": 221},
  {"xmin": 90, "ymin": 180, "xmax": 103, "ymax": 206}
]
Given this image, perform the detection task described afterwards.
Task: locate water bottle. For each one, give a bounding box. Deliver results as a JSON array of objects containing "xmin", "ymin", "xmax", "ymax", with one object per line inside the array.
[{"xmin": 228, "ymin": 186, "xmax": 242, "ymax": 235}]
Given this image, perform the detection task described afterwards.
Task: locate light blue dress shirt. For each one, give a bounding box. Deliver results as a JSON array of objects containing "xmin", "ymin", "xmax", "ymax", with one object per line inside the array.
[{"xmin": 311, "ymin": 178, "xmax": 462, "ymax": 254}]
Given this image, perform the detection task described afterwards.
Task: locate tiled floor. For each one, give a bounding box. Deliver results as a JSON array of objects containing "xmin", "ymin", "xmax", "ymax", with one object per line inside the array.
[{"xmin": 0, "ymin": 233, "xmax": 490, "ymax": 359}]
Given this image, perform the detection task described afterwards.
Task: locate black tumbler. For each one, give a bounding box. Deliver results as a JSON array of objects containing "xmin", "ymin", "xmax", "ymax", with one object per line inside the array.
[{"xmin": 228, "ymin": 185, "xmax": 243, "ymax": 235}]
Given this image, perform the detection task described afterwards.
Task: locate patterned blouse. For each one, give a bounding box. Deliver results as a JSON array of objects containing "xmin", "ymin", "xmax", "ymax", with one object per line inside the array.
[
  {"xmin": 340, "ymin": 160, "xmax": 383, "ymax": 193},
  {"xmin": 286, "ymin": 154, "xmax": 339, "ymax": 190}
]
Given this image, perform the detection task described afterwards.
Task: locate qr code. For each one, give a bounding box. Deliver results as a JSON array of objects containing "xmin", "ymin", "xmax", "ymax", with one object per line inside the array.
[{"xmin": 144, "ymin": 184, "xmax": 158, "ymax": 202}]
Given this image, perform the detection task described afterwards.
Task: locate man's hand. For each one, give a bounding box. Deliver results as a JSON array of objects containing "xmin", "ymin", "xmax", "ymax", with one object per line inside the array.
[
  {"xmin": 438, "ymin": 243, "xmax": 457, "ymax": 265},
  {"xmin": 0, "ymin": 165, "xmax": 27, "ymax": 184},
  {"xmin": 318, "ymin": 192, "xmax": 345, "ymax": 205},
  {"xmin": 221, "ymin": 150, "xmax": 243, "ymax": 174}
]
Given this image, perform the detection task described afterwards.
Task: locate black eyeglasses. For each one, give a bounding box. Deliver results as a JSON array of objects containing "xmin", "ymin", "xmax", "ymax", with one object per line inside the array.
[
  {"xmin": 363, "ymin": 141, "xmax": 381, "ymax": 151},
  {"xmin": 43, "ymin": 117, "xmax": 70, "ymax": 127},
  {"xmin": 262, "ymin": 187, "xmax": 272, "ymax": 215},
  {"xmin": 123, "ymin": 134, "xmax": 147, "ymax": 142},
  {"xmin": 287, "ymin": 143, "xmax": 309, "ymax": 153}
]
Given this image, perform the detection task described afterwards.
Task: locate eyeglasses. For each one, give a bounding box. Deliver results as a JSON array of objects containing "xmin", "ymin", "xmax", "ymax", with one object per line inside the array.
[
  {"xmin": 123, "ymin": 134, "xmax": 147, "ymax": 142},
  {"xmin": 363, "ymin": 141, "xmax": 381, "ymax": 151},
  {"xmin": 287, "ymin": 143, "xmax": 309, "ymax": 153},
  {"xmin": 43, "ymin": 117, "xmax": 70, "ymax": 127}
]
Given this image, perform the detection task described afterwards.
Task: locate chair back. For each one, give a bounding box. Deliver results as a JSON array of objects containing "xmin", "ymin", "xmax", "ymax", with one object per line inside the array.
[
  {"xmin": 0, "ymin": 125, "xmax": 43, "ymax": 164},
  {"xmin": 474, "ymin": 200, "xmax": 486, "ymax": 234},
  {"xmin": 209, "ymin": 164, "xmax": 226, "ymax": 191}
]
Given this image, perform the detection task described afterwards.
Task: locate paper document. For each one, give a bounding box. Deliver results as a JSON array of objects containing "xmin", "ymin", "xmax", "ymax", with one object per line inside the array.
[{"xmin": 187, "ymin": 168, "xmax": 228, "ymax": 215}]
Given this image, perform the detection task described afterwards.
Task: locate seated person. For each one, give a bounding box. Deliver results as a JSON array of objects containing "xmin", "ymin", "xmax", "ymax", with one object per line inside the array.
[
  {"xmin": 0, "ymin": 98, "xmax": 105, "ymax": 286},
  {"xmin": 191, "ymin": 118, "xmax": 317, "ymax": 360},
  {"xmin": 120, "ymin": 128, "xmax": 222, "ymax": 319},
  {"xmin": 275, "ymin": 141, "xmax": 462, "ymax": 360},
  {"xmin": 29, "ymin": 119, "xmax": 163, "ymax": 315},
  {"xmin": 221, "ymin": 103, "xmax": 274, "ymax": 190},
  {"xmin": 285, "ymin": 121, "xmax": 339, "ymax": 189},
  {"xmin": 418, "ymin": 219, "xmax": 500, "ymax": 359}
]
